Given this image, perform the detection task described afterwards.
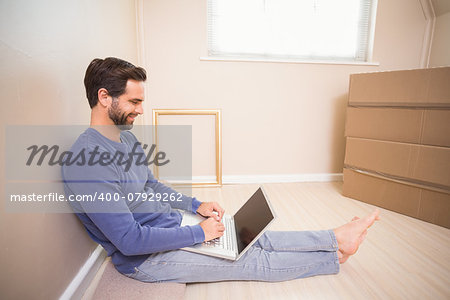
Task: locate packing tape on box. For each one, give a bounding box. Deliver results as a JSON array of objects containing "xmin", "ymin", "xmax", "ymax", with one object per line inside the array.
[{"xmin": 344, "ymin": 165, "xmax": 450, "ymax": 195}]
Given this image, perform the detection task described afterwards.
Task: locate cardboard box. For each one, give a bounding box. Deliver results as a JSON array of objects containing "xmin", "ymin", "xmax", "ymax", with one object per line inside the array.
[
  {"xmin": 345, "ymin": 107, "xmax": 450, "ymax": 147},
  {"xmin": 348, "ymin": 67, "xmax": 450, "ymax": 107},
  {"xmin": 343, "ymin": 67, "xmax": 450, "ymax": 229},
  {"xmin": 422, "ymin": 109, "xmax": 450, "ymax": 147},
  {"xmin": 342, "ymin": 168, "xmax": 450, "ymax": 229},
  {"xmin": 344, "ymin": 137, "xmax": 450, "ymax": 188}
]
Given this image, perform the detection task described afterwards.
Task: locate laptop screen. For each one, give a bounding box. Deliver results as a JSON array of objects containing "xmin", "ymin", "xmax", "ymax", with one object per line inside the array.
[{"xmin": 233, "ymin": 187, "xmax": 275, "ymax": 253}]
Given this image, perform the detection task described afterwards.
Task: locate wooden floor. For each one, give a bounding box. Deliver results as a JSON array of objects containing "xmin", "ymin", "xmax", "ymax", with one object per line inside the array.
[{"xmin": 184, "ymin": 182, "xmax": 450, "ymax": 300}]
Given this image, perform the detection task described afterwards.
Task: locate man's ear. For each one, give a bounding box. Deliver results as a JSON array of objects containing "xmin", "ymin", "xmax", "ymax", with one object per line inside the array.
[{"xmin": 97, "ymin": 88, "xmax": 110, "ymax": 107}]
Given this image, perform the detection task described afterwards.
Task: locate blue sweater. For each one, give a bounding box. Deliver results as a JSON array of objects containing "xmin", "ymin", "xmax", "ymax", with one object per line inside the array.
[{"xmin": 61, "ymin": 128, "xmax": 205, "ymax": 274}]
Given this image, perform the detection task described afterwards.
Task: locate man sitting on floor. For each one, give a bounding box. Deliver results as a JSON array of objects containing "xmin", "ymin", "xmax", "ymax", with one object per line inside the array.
[{"xmin": 62, "ymin": 57, "xmax": 380, "ymax": 283}]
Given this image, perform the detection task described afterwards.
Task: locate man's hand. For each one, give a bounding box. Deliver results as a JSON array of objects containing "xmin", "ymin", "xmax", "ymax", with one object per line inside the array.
[
  {"xmin": 196, "ymin": 202, "xmax": 225, "ymax": 221},
  {"xmin": 199, "ymin": 217, "xmax": 225, "ymax": 242}
]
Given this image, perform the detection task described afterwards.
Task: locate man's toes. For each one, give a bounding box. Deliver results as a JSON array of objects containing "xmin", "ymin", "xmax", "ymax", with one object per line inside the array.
[
  {"xmin": 371, "ymin": 209, "xmax": 380, "ymax": 221},
  {"xmin": 363, "ymin": 209, "xmax": 380, "ymax": 228}
]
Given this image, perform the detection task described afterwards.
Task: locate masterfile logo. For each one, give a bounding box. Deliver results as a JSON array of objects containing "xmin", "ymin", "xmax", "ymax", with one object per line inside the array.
[
  {"xmin": 4, "ymin": 125, "xmax": 193, "ymax": 213},
  {"xmin": 26, "ymin": 142, "xmax": 170, "ymax": 172}
]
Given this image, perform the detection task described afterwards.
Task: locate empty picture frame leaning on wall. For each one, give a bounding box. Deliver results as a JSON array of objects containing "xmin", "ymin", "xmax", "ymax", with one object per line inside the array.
[{"xmin": 152, "ymin": 109, "xmax": 222, "ymax": 187}]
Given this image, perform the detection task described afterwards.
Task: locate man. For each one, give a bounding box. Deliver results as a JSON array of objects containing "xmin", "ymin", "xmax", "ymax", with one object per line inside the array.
[{"xmin": 62, "ymin": 57, "xmax": 380, "ymax": 283}]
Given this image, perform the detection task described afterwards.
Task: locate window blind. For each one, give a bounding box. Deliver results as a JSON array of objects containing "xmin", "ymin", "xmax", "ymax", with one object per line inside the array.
[{"xmin": 208, "ymin": 0, "xmax": 375, "ymax": 62}]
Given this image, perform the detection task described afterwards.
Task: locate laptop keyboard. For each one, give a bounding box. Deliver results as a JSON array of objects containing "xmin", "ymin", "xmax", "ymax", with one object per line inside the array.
[{"xmin": 203, "ymin": 215, "xmax": 234, "ymax": 251}]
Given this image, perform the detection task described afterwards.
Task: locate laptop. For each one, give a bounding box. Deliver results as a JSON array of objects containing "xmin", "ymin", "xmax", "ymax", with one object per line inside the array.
[{"xmin": 180, "ymin": 187, "xmax": 276, "ymax": 260}]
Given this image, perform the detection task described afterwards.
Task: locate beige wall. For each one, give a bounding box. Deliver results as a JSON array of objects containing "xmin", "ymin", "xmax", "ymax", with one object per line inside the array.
[
  {"xmin": 430, "ymin": 11, "xmax": 450, "ymax": 67},
  {"xmin": 141, "ymin": 0, "xmax": 428, "ymax": 177},
  {"xmin": 0, "ymin": 0, "xmax": 138, "ymax": 299}
]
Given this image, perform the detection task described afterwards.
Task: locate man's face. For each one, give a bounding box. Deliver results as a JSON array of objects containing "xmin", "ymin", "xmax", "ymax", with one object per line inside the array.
[{"xmin": 108, "ymin": 80, "xmax": 144, "ymax": 130}]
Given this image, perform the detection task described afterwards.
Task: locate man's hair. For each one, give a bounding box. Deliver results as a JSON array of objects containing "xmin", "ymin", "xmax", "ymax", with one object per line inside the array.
[{"xmin": 84, "ymin": 57, "xmax": 147, "ymax": 108}]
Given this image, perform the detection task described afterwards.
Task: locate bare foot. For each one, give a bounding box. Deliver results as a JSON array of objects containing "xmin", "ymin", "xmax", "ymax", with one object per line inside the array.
[
  {"xmin": 337, "ymin": 216, "xmax": 359, "ymax": 263},
  {"xmin": 334, "ymin": 210, "xmax": 380, "ymax": 264}
]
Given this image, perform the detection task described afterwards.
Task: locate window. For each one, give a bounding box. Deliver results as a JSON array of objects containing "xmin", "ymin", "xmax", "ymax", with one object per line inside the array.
[{"xmin": 207, "ymin": 0, "xmax": 377, "ymax": 63}]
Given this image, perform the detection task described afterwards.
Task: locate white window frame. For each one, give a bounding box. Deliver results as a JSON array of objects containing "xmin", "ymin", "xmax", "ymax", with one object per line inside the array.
[{"xmin": 203, "ymin": 0, "xmax": 379, "ymax": 66}]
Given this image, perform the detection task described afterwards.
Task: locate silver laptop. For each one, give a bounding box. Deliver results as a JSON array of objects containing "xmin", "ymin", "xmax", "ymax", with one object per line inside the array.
[{"xmin": 180, "ymin": 187, "xmax": 276, "ymax": 260}]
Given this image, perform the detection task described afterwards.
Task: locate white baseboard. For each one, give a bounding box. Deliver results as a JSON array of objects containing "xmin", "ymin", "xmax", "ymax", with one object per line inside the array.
[
  {"xmin": 59, "ymin": 244, "xmax": 107, "ymax": 300},
  {"xmin": 177, "ymin": 173, "xmax": 343, "ymax": 184},
  {"xmin": 223, "ymin": 173, "xmax": 343, "ymax": 184}
]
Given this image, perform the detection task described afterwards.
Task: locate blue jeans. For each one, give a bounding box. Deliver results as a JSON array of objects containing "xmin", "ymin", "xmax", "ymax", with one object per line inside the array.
[{"xmin": 123, "ymin": 230, "xmax": 340, "ymax": 283}]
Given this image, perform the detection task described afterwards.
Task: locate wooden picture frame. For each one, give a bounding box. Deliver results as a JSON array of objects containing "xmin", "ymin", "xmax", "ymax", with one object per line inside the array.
[{"xmin": 152, "ymin": 109, "xmax": 222, "ymax": 187}]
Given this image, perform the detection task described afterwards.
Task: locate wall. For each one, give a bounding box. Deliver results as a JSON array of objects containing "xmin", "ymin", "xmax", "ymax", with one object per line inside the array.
[
  {"xmin": 140, "ymin": 0, "xmax": 428, "ymax": 179},
  {"xmin": 0, "ymin": 0, "xmax": 138, "ymax": 299},
  {"xmin": 430, "ymin": 11, "xmax": 450, "ymax": 67}
]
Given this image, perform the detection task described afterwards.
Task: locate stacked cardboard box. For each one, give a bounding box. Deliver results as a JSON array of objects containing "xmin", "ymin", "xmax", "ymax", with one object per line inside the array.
[{"xmin": 343, "ymin": 67, "xmax": 450, "ymax": 228}]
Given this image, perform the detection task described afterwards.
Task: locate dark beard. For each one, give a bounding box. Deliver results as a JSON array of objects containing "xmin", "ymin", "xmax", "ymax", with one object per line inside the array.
[{"xmin": 108, "ymin": 98, "xmax": 133, "ymax": 130}]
